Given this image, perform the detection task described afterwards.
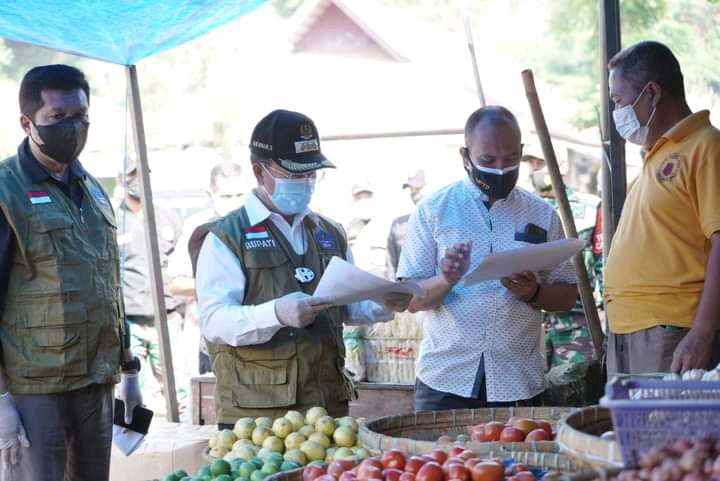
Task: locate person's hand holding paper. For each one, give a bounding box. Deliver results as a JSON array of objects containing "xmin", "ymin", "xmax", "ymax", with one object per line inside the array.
[{"xmin": 313, "ymin": 257, "xmax": 423, "ymax": 307}]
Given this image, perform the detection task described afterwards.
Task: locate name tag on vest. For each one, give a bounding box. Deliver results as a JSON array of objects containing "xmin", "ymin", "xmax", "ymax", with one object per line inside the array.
[
  {"xmin": 243, "ymin": 226, "xmax": 276, "ymax": 249},
  {"xmin": 315, "ymin": 230, "xmax": 337, "ymax": 250}
]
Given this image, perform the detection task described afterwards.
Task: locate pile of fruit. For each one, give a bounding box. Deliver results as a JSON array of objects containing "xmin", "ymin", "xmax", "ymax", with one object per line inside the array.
[
  {"xmin": 437, "ymin": 418, "xmax": 555, "ymax": 444},
  {"xmin": 596, "ymin": 438, "xmax": 720, "ymax": 481},
  {"xmin": 303, "ymin": 447, "xmax": 546, "ymax": 481}
]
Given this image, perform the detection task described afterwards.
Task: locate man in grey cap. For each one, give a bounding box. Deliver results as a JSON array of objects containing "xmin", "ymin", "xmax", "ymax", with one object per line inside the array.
[
  {"xmin": 386, "ymin": 169, "xmax": 426, "ymax": 279},
  {"xmin": 193, "ymin": 109, "xmax": 411, "ymax": 423}
]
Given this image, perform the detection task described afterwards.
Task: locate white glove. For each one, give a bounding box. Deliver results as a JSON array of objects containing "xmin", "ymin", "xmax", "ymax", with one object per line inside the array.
[
  {"xmin": 0, "ymin": 393, "xmax": 29, "ymax": 466},
  {"xmin": 118, "ymin": 373, "xmax": 143, "ymax": 424},
  {"xmin": 275, "ymin": 292, "xmax": 333, "ymax": 328}
]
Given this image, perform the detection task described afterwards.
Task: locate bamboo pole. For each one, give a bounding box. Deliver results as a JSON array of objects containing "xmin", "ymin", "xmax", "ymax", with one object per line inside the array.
[
  {"xmin": 521, "ymin": 69, "xmax": 605, "ymax": 361},
  {"xmin": 462, "ymin": 1, "xmax": 486, "ymax": 107},
  {"xmin": 126, "ymin": 64, "xmax": 179, "ymax": 422}
]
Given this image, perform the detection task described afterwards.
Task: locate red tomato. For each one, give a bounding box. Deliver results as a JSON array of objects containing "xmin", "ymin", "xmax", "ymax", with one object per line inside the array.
[
  {"xmin": 416, "ymin": 461, "xmax": 444, "ymax": 481},
  {"xmin": 449, "ymin": 446, "xmax": 465, "ymax": 458},
  {"xmin": 383, "ymin": 469, "xmax": 404, "ymax": 481},
  {"xmin": 316, "ymin": 476, "xmax": 339, "ymax": 481},
  {"xmin": 514, "ymin": 472, "xmax": 536, "ymax": 481},
  {"xmin": 535, "ymin": 420, "xmax": 552, "ymax": 438},
  {"xmin": 470, "ymin": 462, "xmax": 504, "ymax": 481},
  {"xmin": 358, "ymin": 465, "xmax": 383, "ymax": 481},
  {"xmin": 463, "ymin": 459, "xmax": 482, "ymax": 471},
  {"xmin": 482, "ymin": 422, "xmax": 505, "ymax": 442},
  {"xmin": 399, "ymin": 473, "xmax": 416, "ymax": 481},
  {"xmin": 304, "ymin": 466, "xmax": 327, "ymax": 481},
  {"xmin": 524, "ymin": 429, "xmax": 551, "ymax": 442},
  {"xmin": 510, "ymin": 418, "xmax": 538, "ymax": 436},
  {"xmin": 458, "ymin": 451, "xmax": 475, "ymax": 461},
  {"xmin": 340, "ymin": 472, "xmax": 359, "ymax": 481},
  {"xmin": 404, "ymin": 457, "xmax": 428, "ymax": 475},
  {"xmin": 447, "ymin": 463, "xmax": 472, "ymax": 481},
  {"xmin": 510, "ymin": 464, "xmax": 529, "ymax": 475},
  {"xmin": 428, "ymin": 450, "xmax": 448, "ymax": 465},
  {"xmin": 329, "ymin": 460, "xmax": 356, "ymax": 479},
  {"xmin": 382, "ymin": 450, "xmax": 407, "ymax": 470},
  {"xmin": 499, "ymin": 427, "xmax": 525, "ymax": 443}
]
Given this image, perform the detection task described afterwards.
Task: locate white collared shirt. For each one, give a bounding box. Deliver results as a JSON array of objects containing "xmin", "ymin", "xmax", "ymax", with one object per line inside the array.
[
  {"xmin": 196, "ymin": 191, "xmax": 393, "ymax": 347},
  {"xmin": 397, "ymin": 178, "xmax": 576, "ymax": 402}
]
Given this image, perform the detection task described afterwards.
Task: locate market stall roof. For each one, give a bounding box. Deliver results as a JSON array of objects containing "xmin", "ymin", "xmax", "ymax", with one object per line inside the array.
[{"xmin": 0, "ymin": 0, "xmax": 267, "ymax": 65}]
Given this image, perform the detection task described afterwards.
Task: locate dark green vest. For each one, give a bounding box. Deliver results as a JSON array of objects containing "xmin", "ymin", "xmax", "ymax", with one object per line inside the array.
[
  {"xmin": 0, "ymin": 155, "xmax": 124, "ymax": 394},
  {"xmin": 207, "ymin": 207, "xmax": 352, "ymax": 422}
]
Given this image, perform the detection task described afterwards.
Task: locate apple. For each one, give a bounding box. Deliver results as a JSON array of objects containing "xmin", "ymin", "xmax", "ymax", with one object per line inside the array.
[
  {"xmin": 399, "ymin": 473, "xmax": 416, "ymax": 481},
  {"xmin": 464, "ymin": 459, "xmax": 482, "ymax": 471},
  {"xmin": 329, "ymin": 460, "xmax": 355, "ymax": 479},
  {"xmin": 524, "ymin": 429, "xmax": 551, "ymax": 442},
  {"xmin": 404, "ymin": 456, "xmax": 427, "ymax": 474},
  {"xmin": 511, "ymin": 418, "xmax": 538, "ymax": 436},
  {"xmin": 447, "ymin": 464, "xmax": 472, "ymax": 481},
  {"xmin": 381, "ymin": 449, "xmax": 406, "ymax": 470},
  {"xmin": 500, "ymin": 427, "xmax": 525, "ymax": 443},
  {"xmin": 358, "ymin": 466, "xmax": 383, "ymax": 481},
  {"xmin": 334, "ymin": 447, "xmax": 355, "ymax": 461},
  {"xmin": 416, "ymin": 462, "xmax": 444, "ymax": 481},
  {"xmin": 471, "ymin": 462, "xmax": 504, "ymax": 481},
  {"xmin": 255, "ymin": 417, "xmax": 273, "ymax": 429},
  {"xmin": 337, "ymin": 416, "xmax": 360, "ymax": 432},
  {"xmin": 299, "ymin": 425, "xmax": 316, "ymax": 438},
  {"xmin": 304, "ymin": 465, "xmax": 327, "ymax": 481},
  {"xmin": 383, "ymin": 468, "xmax": 404, "ymax": 481}
]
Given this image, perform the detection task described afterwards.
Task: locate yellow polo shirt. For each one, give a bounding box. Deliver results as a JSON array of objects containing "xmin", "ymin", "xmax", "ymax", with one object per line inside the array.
[{"xmin": 605, "ymin": 110, "xmax": 720, "ymax": 334}]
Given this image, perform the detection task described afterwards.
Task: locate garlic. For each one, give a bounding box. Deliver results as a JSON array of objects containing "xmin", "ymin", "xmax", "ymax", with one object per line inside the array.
[
  {"xmin": 702, "ymin": 370, "xmax": 720, "ymax": 381},
  {"xmin": 663, "ymin": 372, "xmax": 682, "ymax": 381}
]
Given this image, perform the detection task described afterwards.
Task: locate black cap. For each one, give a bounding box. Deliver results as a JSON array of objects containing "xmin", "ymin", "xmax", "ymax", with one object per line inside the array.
[{"xmin": 249, "ymin": 109, "xmax": 335, "ymax": 173}]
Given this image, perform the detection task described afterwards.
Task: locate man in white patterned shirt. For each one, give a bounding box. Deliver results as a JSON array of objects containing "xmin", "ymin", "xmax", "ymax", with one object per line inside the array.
[{"xmin": 397, "ymin": 106, "xmax": 577, "ymax": 411}]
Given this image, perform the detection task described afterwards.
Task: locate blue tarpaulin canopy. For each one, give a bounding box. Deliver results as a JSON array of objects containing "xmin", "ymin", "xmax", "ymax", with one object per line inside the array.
[{"xmin": 0, "ymin": 0, "xmax": 267, "ymax": 65}]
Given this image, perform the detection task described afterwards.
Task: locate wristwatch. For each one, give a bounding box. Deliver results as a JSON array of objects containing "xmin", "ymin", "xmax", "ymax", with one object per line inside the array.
[{"xmin": 121, "ymin": 356, "xmax": 141, "ymax": 372}]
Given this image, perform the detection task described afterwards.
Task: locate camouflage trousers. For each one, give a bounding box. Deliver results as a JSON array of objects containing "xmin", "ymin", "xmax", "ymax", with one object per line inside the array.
[{"xmin": 545, "ymin": 312, "xmax": 594, "ymax": 368}]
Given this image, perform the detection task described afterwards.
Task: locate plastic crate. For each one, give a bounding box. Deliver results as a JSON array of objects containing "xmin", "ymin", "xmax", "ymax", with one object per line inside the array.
[{"xmin": 600, "ymin": 378, "xmax": 720, "ymax": 467}]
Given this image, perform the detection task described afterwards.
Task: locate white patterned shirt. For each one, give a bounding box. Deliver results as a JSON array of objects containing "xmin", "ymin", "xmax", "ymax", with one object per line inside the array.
[{"xmin": 397, "ymin": 177, "xmax": 576, "ymax": 402}]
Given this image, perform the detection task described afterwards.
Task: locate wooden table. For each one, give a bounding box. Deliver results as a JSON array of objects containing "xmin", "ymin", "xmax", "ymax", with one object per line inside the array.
[{"xmin": 191, "ymin": 375, "xmax": 415, "ymax": 425}]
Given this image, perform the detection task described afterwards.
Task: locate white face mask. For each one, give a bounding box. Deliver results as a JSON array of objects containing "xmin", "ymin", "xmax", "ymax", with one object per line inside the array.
[{"xmin": 612, "ymin": 84, "xmax": 657, "ymax": 145}]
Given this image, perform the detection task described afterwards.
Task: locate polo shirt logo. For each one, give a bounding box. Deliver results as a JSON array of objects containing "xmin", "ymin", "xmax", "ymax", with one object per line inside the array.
[{"xmin": 657, "ymin": 153, "xmax": 684, "ymax": 183}]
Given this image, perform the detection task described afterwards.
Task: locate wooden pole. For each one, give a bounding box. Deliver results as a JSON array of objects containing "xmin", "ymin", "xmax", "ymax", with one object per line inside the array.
[
  {"xmin": 462, "ymin": 1, "xmax": 486, "ymax": 107},
  {"xmin": 521, "ymin": 69, "xmax": 605, "ymax": 361},
  {"xmin": 599, "ymin": 0, "xmax": 625, "ymax": 275},
  {"xmin": 126, "ymin": 64, "xmax": 179, "ymax": 422}
]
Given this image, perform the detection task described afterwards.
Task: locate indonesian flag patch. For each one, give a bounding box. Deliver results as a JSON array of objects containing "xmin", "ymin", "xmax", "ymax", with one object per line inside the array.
[
  {"xmin": 26, "ymin": 191, "xmax": 52, "ymax": 204},
  {"xmin": 243, "ymin": 225, "xmax": 269, "ymax": 240}
]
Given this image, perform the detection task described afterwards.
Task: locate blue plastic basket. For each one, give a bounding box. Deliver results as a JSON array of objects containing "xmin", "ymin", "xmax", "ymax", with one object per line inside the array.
[{"xmin": 600, "ymin": 378, "xmax": 720, "ymax": 467}]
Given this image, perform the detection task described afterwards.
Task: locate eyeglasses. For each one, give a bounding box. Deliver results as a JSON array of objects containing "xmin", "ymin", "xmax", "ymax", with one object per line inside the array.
[{"xmin": 262, "ymin": 163, "xmax": 317, "ymax": 180}]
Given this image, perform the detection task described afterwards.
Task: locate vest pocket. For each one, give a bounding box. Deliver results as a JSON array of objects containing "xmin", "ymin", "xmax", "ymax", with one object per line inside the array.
[
  {"xmin": 28, "ymin": 215, "xmax": 75, "ymax": 263},
  {"xmin": 221, "ymin": 351, "xmax": 299, "ymax": 409},
  {"xmin": 20, "ymin": 296, "xmax": 88, "ymax": 378}
]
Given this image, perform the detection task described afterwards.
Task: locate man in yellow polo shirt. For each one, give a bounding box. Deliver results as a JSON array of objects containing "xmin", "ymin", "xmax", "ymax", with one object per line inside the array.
[{"xmin": 605, "ymin": 40, "xmax": 720, "ymax": 375}]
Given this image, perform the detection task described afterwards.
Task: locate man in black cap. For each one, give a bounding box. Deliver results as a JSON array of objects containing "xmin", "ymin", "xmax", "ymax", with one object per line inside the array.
[{"xmin": 192, "ymin": 109, "xmax": 411, "ymax": 423}]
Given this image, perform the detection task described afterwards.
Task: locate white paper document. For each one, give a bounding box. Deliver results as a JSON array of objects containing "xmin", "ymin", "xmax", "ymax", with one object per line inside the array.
[
  {"xmin": 112, "ymin": 425, "xmax": 145, "ymax": 456},
  {"xmin": 462, "ymin": 238, "xmax": 585, "ymax": 287},
  {"xmin": 313, "ymin": 256, "xmax": 424, "ymax": 306}
]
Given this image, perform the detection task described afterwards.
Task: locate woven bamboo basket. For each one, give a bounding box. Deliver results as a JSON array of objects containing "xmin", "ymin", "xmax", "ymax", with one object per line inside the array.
[
  {"xmin": 556, "ymin": 406, "xmax": 623, "ymax": 469},
  {"xmin": 359, "ymin": 407, "xmax": 577, "ymax": 456},
  {"xmin": 265, "ymin": 450, "xmax": 581, "ymax": 481}
]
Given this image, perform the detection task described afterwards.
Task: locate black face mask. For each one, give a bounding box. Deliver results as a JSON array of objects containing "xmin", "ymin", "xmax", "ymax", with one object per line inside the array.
[
  {"xmin": 464, "ymin": 152, "xmax": 519, "ymax": 199},
  {"xmin": 31, "ymin": 117, "xmax": 89, "ymax": 165}
]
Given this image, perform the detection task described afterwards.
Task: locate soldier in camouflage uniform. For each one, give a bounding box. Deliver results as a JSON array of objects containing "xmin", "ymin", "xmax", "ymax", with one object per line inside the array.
[{"xmin": 523, "ymin": 158, "xmax": 603, "ymax": 368}]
